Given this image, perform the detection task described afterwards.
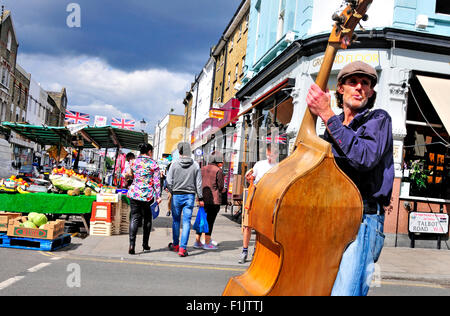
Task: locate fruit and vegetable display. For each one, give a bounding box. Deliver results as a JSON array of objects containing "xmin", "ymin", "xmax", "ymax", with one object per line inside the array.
[
  {"xmin": 49, "ymin": 167, "xmax": 87, "ymax": 192},
  {"xmin": 0, "ymin": 167, "xmax": 111, "ymax": 196},
  {"xmin": 0, "ymin": 176, "xmax": 30, "ymax": 193}
]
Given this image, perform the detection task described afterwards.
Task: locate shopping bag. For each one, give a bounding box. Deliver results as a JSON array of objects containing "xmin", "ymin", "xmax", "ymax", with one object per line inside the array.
[
  {"xmin": 150, "ymin": 201, "xmax": 160, "ymax": 220},
  {"xmin": 193, "ymin": 206, "xmax": 209, "ymax": 233}
]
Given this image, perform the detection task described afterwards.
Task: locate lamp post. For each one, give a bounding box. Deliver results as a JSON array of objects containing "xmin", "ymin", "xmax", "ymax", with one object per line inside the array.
[{"xmin": 139, "ymin": 118, "xmax": 147, "ymax": 133}]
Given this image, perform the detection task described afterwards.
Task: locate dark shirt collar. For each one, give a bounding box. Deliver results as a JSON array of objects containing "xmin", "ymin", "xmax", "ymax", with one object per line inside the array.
[{"xmin": 337, "ymin": 107, "xmax": 370, "ymax": 127}]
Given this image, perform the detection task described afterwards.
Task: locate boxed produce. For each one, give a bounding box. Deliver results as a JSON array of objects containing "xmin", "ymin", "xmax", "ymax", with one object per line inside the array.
[
  {"xmin": 0, "ymin": 212, "xmax": 22, "ymax": 232},
  {"xmin": 7, "ymin": 214, "xmax": 65, "ymax": 240},
  {"xmin": 86, "ymin": 180, "xmax": 101, "ymax": 193}
]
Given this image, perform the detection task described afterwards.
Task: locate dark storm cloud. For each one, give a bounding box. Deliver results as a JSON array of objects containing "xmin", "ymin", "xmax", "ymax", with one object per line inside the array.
[{"xmin": 2, "ymin": 0, "xmax": 241, "ymax": 73}]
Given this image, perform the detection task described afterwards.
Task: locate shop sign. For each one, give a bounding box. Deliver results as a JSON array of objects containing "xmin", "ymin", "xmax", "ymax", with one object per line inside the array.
[
  {"xmin": 209, "ymin": 109, "xmax": 224, "ymax": 120},
  {"xmin": 409, "ymin": 212, "xmax": 449, "ymax": 234},
  {"xmin": 311, "ymin": 50, "xmax": 381, "ymax": 73}
]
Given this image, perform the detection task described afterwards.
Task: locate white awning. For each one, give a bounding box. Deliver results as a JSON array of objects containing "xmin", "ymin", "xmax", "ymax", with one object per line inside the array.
[{"xmin": 416, "ymin": 75, "xmax": 450, "ymax": 133}]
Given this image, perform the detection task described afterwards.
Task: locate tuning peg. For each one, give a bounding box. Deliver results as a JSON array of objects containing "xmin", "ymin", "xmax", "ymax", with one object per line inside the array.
[
  {"xmin": 362, "ymin": 14, "xmax": 369, "ymax": 21},
  {"xmin": 332, "ymin": 13, "xmax": 346, "ymax": 25},
  {"xmin": 346, "ymin": 0, "xmax": 358, "ymax": 9}
]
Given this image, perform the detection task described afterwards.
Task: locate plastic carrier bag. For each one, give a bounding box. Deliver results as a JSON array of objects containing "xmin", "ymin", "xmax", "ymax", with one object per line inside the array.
[
  {"xmin": 150, "ymin": 201, "xmax": 160, "ymax": 220},
  {"xmin": 193, "ymin": 206, "xmax": 209, "ymax": 233}
]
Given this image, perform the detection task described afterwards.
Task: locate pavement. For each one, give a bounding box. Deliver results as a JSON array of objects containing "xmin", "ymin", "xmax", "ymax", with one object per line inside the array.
[{"xmin": 60, "ymin": 192, "xmax": 450, "ymax": 287}]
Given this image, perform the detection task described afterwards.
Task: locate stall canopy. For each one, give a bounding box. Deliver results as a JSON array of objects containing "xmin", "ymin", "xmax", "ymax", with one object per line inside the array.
[
  {"xmin": 80, "ymin": 126, "xmax": 148, "ymax": 150},
  {"xmin": 1, "ymin": 122, "xmax": 148, "ymax": 150},
  {"xmin": 1, "ymin": 122, "xmax": 72, "ymax": 147}
]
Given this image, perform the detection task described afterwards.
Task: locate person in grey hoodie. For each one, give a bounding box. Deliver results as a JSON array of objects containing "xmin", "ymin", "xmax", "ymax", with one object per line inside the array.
[{"xmin": 166, "ymin": 142, "xmax": 204, "ymax": 257}]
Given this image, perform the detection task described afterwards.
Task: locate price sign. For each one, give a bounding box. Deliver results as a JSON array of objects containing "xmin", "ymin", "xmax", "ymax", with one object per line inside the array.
[{"xmin": 409, "ymin": 212, "xmax": 449, "ymax": 234}]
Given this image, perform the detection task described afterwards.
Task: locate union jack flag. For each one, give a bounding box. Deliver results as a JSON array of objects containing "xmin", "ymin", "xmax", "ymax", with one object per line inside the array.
[
  {"xmin": 111, "ymin": 118, "xmax": 135, "ymax": 130},
  {"xmin": 65, "ymin": 109, "xmax": 90, "ymax": 124},
  {"xmin": 265, "ymin": 133, "xmax": 287, "ymax": 144}
]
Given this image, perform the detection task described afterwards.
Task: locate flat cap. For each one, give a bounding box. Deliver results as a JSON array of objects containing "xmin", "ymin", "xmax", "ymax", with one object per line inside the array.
[{"xmin": 337, "ymin": 61, "xmax": 378, "ymax": 85}]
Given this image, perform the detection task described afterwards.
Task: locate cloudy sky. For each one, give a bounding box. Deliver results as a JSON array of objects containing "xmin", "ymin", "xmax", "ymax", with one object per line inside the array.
[{"xmin": 4, "ymin": 0, "xmax": 241, "ymax": 133}]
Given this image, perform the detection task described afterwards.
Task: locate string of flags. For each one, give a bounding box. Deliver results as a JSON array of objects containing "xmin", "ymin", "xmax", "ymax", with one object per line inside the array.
[{"xmin": 65, "ymin": 109, "xmax": 136, "ymax": 130}]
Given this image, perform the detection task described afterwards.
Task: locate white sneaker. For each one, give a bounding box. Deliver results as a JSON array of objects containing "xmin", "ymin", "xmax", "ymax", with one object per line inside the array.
[
  {"xmin": 239, "ymin": 252, "xmax": 248, "ymax": 264},
  {"xmin": 200, "ymin": 238, "xmax": 218, "ymax": 246}
]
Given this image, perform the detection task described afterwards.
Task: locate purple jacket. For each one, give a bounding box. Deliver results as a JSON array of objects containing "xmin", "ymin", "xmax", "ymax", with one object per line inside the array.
[{"xmin": 324, "ymin": 108, "xmax": 394, "ymax": 206}]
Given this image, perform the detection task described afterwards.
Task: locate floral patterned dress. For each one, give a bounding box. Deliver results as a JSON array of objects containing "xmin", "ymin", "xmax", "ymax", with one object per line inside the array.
[{"xmin": 127, "ymin": 155, "xmax": 161, "ymax": 202}]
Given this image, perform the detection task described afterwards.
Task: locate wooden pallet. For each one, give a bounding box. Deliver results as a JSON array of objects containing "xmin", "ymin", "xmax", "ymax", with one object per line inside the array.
[{"xmin": 0, "ymin": 233, "xmax": 71, "ymax": 251}]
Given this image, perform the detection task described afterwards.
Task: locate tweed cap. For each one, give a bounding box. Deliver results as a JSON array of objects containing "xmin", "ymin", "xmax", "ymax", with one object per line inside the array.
[{"xmin": 337, "ymin": 61, "xmax": 378, "ymax": 85}]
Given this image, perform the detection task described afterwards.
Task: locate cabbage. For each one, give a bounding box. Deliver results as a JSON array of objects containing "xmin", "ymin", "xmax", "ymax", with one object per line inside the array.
[
  {"xmin": 23, "ymin": 221, "xmax": 37, "ymax": 229},
  {"xmin": 39, "ymin": 224, "xmax": 47, "ymax": 229},
  {"xmin": 28, "ymin": 212, "xmax": 39, "ymax": 222},
  {"xmin": 31, "ymin": 214, "xmax": 48, "ymax": 227}
]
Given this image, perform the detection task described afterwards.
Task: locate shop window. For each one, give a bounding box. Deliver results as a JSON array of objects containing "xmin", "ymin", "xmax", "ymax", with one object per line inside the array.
[
  {"xmin": 436, "ymin": 0, "xmax": 450, "ymax": 15},
  {"xmin": 402, "ymin": 74, "xmax": 450, "ymax": 199},
  {"xmin": 253, "ymin": 97, "xmax": 293, "ymax": 164}
]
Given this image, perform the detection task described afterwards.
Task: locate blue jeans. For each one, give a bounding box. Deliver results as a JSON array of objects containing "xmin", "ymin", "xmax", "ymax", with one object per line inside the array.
[
  {"xmin": 171, "ymin": 194, "xmax": 195, "ymax": 250},
  {"xmin": 331, "ymin": 213, "xmax": 385, "ymax": 296}
]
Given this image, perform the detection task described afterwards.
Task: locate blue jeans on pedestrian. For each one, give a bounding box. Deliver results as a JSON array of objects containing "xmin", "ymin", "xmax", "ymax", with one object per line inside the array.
[
  {"xmin": 331, "ymin": 213, "xmax": 385, "ymax": 296},
  {"xmin": 171, "ymin": 194, "xmax": 195, "ymax": 250}
]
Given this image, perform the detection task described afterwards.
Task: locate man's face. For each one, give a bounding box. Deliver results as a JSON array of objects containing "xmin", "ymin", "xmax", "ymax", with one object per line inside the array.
[{"xmin": 338, "ymin": 75, "xmax": 375, "ymax": 111}]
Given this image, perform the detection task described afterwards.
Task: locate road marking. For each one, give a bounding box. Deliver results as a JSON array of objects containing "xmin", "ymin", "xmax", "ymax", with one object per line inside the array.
[
  {"xmin": 50, "ymin": 256, "xmax": 62, "ymax": 261},
  {"xmin": 27, "ymin": 262, "xmax": 52, "ymax": 273},
  {"xmin": 0, "ymin": 261, "xmax": 54, "ymax": 291},
  {"xmin": 0, "ymin": 276, "xmax": 25, "ymax": 291}
]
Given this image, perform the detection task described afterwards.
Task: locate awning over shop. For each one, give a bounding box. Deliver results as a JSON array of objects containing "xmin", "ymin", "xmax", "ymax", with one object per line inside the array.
[
  {"xmin": 0, "ymin": 122, "xmax": 148, "ymax": 150},
  {"xmin": 416, "ymin": 75, "xmax": 450, "ymax": 133}
]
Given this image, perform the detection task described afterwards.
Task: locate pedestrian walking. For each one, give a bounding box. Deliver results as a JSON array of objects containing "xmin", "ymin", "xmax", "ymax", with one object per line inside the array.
[
  {"xmin": 306, "ymin": 60, "xmax": 394, "ymax": 296},
  {"xmin": 194, "ymin": 151, "xmax": 225, "ymax": 250},
  {"xmin": 123, "ymin": 152, "xmax": 135, "ymax": 188},
  {"xmin": 166, "ymin": 142, "xmax": 203, "ymax": 257},
  {"xmin": 239, "ymin": 144, "xmax": 278, "ymax": 264},
  {"xmin": 165, "ymin": 162, "xmax": 172, "ymax": 216},
  {"xmin": 126, "ymin": 144, "xmax": 161, "ymax": 255}
]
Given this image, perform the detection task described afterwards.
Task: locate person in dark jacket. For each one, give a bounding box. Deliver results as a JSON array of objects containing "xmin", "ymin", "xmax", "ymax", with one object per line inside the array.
[
  {"xmin": 306, "ymin": 61, "xmax": 394, "ymax": 296},
  {"xmin": 166, "ymin": 142, "xmax": 203, "ymax": 257},
  {"xmin": 194, "ymin": 151, "xmax": 225, "ymax": 250}
]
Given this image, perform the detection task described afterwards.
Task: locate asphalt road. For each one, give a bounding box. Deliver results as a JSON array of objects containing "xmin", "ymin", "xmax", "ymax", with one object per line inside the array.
[
  {"xmin": 1, "ymin": 248, "xmax": 449, "ymax": 297},
  {"xmin": 0, "ymin": 248, "xmax": 244, "ymax": 296}
]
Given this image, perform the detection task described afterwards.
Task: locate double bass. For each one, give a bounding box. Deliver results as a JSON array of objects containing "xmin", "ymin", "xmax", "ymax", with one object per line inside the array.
[{"xmin": 223, "ymin": 0, "xmax": 373, "ymax": 296}]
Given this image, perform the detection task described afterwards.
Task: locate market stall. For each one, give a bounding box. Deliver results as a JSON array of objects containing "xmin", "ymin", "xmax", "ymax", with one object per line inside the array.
[{"xmin": 0, "ymin": 122, "xmax": 145, "ymax": 237}]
